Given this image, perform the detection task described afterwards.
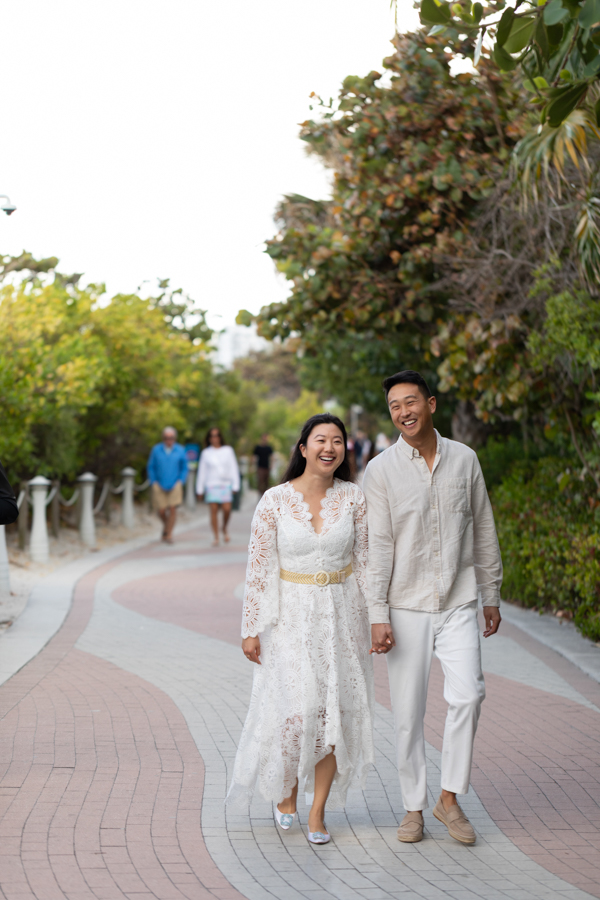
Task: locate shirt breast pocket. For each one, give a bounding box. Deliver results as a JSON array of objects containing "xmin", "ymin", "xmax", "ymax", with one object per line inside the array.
[{"xmin": 439, "ymin": 477, "xmax": 471, "ymax": 515}]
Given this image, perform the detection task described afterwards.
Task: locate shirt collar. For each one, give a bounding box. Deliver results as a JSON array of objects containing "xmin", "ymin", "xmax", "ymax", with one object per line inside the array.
[{"xmin": 398, "ymin": 429, "xmax": 442, "ymax": 460}]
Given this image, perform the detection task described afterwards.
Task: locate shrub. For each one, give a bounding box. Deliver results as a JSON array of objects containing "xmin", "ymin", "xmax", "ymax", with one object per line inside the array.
[
  {"xmin": 478, "ymin": 435, "xmax": 531, "ymax": 490},
  {"xmin": 488, "ymin": 456, "xmax": 600, "ymax": 642}
]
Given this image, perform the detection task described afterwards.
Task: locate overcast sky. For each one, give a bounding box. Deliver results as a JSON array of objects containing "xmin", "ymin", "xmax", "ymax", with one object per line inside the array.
[{"xmin": 1, "ymin": 1, "xmax": 419, "ymax": 330}]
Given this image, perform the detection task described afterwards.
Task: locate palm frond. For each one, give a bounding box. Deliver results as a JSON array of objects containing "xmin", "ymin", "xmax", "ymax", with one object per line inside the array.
[
  {"xmin": 513, "ymin": 109, "xmax": 600, "ymax": 202},
  {"xmin": 512, "ymin": 108, "xmax": 600, "ymax": 289},
  {"xmin": 575, "ymin": 194, "xmax": 600, "ymax": 289}
]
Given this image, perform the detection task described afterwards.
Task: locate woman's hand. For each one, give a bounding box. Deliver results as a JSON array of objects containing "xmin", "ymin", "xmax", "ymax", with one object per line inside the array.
[
  {"xmin": 196, "ymin": 494, "xmax": 204, "ymax": 502},
  {"xmin": 370, "ymin": 623, "xmax": 395, "ymax": 654},
  {"xmin": 242, "ymin": 636, "xmax": 261, "ymax": 664}
]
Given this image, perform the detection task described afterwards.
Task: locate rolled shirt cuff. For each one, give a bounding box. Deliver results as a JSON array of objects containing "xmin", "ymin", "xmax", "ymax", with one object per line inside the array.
[
  {"xmin": 368, "ymin": 602, "xmax": 390, "ymax": 626},
  {"xmin": 480, "ymin": 589, "xmax": 501, "ymax": 608}
]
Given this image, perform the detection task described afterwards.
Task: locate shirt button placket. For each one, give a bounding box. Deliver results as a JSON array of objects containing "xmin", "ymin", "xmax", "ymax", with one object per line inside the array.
[{"xmin": 431, "ymin": 481, "xmax": 441, "ymax": 611}]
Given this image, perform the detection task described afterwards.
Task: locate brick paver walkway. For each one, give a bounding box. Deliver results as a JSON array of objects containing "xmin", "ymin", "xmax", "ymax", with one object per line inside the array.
[{"xmin": 0, "ymin": 501, "xmax": 599, "ymax": 900}]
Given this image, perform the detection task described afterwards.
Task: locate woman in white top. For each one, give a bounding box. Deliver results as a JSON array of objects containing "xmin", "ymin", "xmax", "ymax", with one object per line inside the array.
[
  {"xmin": 226, "ymin": 414, "xmax": 374, "ymax": 845},
  {"xmin": 196, "ymin": 427, "xmax": 240, "ymax": 546}
]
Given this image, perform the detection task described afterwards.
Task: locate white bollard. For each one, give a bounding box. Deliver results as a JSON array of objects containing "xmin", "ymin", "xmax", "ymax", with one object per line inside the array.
[
  {"xmin": 186, "ymin": 463, "xmax": 197, "ymax": 510},
  {"xmin": 121, "ymin": 467, "xmax": 136, "ymax": 529},
  {"xmin": 29, "ymin": 475, "xmax": 51, "ymax": 564},
  {"xmin": 0, "ymin": 525, "xmax": 10, "ymax": 599},
  {"xmin": 77, "ymin": 472, "xmax": 97, "ymax": 548}
]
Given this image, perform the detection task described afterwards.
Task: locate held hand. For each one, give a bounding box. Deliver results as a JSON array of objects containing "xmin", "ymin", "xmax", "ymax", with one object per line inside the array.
[
  {"xmin": 242, "ymin": 636, "xmax": 261, "ymax": 664},
  {"xmin": 482, "ymin": 606, "xmax": 501, "ymax": 638},
  {"xmin": 370, "ymin": 623, "xmax": 396, "ymax": 655},
  {"xmin": 196, "ymin": 494, "xmax": 204, "ymax": 502}
]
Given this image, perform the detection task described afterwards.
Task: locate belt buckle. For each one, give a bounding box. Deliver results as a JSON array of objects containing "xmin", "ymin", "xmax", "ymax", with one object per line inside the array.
[{"xmin": 315, "ymin": 570, "xmax": 330, "ymax": 587}]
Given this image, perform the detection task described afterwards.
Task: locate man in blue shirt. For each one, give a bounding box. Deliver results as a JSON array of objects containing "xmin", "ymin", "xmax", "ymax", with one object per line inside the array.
[{"xmin": 147, "ymin": 427, "xmax": 188, "ymax": 543}]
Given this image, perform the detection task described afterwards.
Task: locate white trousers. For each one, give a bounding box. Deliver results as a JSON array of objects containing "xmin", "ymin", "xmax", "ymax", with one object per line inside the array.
[{"xmin": 386, "ymin": 601, "xmax": 485, "ymax": 811}]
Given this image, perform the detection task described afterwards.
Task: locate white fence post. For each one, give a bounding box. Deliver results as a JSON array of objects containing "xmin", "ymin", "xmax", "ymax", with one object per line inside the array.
[
  {"xmin": 29, "ymin": 475, "xmax": 51, "ymax": 564},
  {"xmin": 78, "ymin": 472, "xmax": 97, "ymax": 548},
  {"xmin": 0, "ymin": 525, "xmax": 10, "ymax": 599},
  {"xmin": 121, "ymin": 467, "xmax": 136, "ymax": 529}
]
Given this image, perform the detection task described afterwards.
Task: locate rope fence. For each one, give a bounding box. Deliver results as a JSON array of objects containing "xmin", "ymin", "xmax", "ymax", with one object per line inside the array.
[
  {"xmin": 59, "ymin": 488, "xmax": 80, "ymax": 507},
  {"xmin": 93, "ymin": 480, "xmax": 111, "ymax": 516},
  {"xmin": 0, "ymin": 458, "xmax": 249, "ymax": 599},
  {"xmin": 2, "ymin": 467, "xmax": 153, "ymax": 571}
]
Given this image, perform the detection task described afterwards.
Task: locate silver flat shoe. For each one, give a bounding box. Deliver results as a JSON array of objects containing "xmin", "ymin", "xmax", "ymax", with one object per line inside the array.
[
  {"xmin": 275, "ymin": 805, "xmax": 295, "ymax": 830},
  {"xmin": 308, "ymin": 826, "xmax": 330, "ymax": 844}
]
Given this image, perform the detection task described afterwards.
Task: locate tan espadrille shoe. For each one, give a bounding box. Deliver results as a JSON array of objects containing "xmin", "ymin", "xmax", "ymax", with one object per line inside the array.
[
  {"xmin": 433, "ymin": 796, "xmax": 476, "ymax": 844},
  {"xmin": 397, "ymin": 811, "xmax": 424, "ymax": 843}
]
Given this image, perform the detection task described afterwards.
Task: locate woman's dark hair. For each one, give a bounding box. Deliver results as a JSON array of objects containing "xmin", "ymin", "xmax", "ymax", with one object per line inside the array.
[
  {"xmin": 382, "ymin": 370, "xmax": 432, "ymax": 403},
  {"xmin": 205, "ymin": 427, "xmax": 225, "ymax": 448},
  {"xmin": 281, "ymin": 414, "xmax": 353, "ymax": 483}
]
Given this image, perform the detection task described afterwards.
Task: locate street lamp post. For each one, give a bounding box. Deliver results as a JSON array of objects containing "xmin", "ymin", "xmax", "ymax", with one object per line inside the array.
[{"xmin": 0, "ymin": 195, "xmax": 16, "ymax": 215}]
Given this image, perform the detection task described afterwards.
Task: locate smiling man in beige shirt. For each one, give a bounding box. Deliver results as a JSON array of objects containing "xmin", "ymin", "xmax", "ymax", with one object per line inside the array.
[{"xmin": 363, "ymin": 370, "xmax": 502, "ymax": 846}]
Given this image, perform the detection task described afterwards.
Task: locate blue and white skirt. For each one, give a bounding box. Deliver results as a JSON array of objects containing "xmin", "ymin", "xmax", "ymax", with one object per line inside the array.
[{"xmin": 205, "ymin": 484, "xmax": 233, "ymax": 504}]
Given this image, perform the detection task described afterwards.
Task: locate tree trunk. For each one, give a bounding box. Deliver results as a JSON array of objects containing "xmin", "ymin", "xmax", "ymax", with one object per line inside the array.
[{"xmin": 451, "ymin": 401, "xmax": 488, "ymax": 449}]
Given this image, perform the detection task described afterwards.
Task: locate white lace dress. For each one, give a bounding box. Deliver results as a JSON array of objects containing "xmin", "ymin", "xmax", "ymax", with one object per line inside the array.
[{"xmin": 226, "ymin": 479, "xmax": 375, "ymax": 810}]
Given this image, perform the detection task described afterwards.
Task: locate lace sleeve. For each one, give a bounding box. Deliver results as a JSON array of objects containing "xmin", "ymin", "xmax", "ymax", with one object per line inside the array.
[
  {"xmin": 241, "ymin": 492, "xmax": 280, "ymax": 638},
  {"xmin": 352, "ymin": 488, "xmax": 369, "ymax": 599}
]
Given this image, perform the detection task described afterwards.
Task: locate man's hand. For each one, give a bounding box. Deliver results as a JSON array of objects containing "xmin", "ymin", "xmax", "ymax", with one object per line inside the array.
[
  {"xmin": 482, "ymin": 606, "xmax": 501, "ymax": 638},
  {"xmin": 242, "ymin": 636, "xmax": 261, "ymax": 664},
  {"xmin": 370, "ymin": 623, "xmax": 396, "ymax": 655}
]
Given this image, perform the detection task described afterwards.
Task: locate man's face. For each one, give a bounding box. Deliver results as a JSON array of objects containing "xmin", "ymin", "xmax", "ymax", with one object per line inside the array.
[
  {"xmin": 387, "ymin": 383, "xmax": 436, "ymax": 441},
  {"xmin": 163, "ymin": 430, "xmax": 176, "ymax": 447}
]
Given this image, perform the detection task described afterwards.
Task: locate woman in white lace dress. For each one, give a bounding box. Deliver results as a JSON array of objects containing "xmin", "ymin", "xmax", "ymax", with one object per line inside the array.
[{"xmin": 226, "ymin": 414, "xmax": 375, "ymax": 844}]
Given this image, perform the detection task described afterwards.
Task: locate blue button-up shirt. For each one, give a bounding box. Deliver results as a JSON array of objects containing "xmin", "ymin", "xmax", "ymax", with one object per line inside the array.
[{"xmin": 147, "ymin": 442, "xmax": 188, "ymax": 492}]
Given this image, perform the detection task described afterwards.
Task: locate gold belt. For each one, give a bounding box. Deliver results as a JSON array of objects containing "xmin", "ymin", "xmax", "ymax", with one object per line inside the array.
[{"xmin": 279, "ymin": 563, "xmax": 352, "ymax": 587}]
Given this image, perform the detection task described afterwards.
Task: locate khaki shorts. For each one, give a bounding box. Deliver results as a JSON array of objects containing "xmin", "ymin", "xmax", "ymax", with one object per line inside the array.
[{"xmin": 152, "ymin": 481, "xmax": 183, "ymax": 511}]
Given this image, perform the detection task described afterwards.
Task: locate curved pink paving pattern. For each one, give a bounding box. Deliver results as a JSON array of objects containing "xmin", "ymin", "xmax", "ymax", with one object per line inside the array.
[
  {"xmin": 1, "ymin": 515, "xmax": 599, "ymax": 898},
  {"xmin": 113, "ymin": 564, "xmax": 246, "ymax": 646},
  {"xmin": 114, "ymin": 559, "xmax": 600, "ymax": 898},
  {"xmin": 0, "ymin": 556, "xmax": 246, "ymax": 900}
]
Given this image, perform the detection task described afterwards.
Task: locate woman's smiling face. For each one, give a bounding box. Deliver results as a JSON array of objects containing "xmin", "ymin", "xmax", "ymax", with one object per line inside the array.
[{"xmin": 300, "ymin": 423, "xmax": 345, "ymax": 476}]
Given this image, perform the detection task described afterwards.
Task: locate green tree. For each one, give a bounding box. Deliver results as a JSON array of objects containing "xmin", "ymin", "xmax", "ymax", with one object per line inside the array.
[
  {"xmin": 240, "ymin": 23, "xmax": 600, "ymax": 638},
  {"xmin": 0, "ymin": 265, "xmax": 257, "ymax": 481},
  {"xmin": 415, "ymin": 0, "xmax": 600, "ymax": 280},
  {"xmin": 240, "ymin": 31, "xmax": 525, "ymax": 363},
  {"xmin": 528, "ymin": 283, "xmax": 600, "ymax": 486},
  {"xmin": 416, "ymin": 0, "xmax": 600, "ymax": 127},
  {"xmin": 233, "ymin": 344, "xmax": 303, "ymax": 402},
  {"xmin": 0, "ymin": 251, "xmax": 60, "ymax": 283},
  {"xmin": 245, "ymin": 390, "xmax": 326, "ymax": 458}
]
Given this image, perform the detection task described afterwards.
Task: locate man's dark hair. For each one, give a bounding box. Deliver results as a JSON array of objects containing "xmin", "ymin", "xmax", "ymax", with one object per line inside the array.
[{"xmin": 382, "ymin": 370, "xmax": 432, "ymax": 403}]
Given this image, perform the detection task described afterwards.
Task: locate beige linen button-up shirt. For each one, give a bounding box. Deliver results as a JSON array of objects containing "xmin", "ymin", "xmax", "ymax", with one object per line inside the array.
[{"xmin": 362, "ymin": 430, "xmax": 502, "ymax": 624}]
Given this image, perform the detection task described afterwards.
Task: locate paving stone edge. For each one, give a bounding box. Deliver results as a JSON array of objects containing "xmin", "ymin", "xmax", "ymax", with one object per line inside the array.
[
  {"xmin": 0, "ymin": 509, "xmax": 207, "ymax": 687},
  {"xmin": 501, "ymin": 602, "xmax": 600, "ymax": 684}
]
